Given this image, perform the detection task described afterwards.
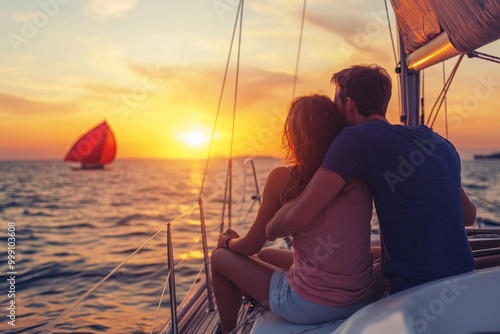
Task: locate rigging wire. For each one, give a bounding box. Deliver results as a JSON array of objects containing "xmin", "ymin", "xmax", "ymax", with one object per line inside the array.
[
  {"xmin": 47, "ymin": 169, "xmax": 255, "ymax": 331},
  {"xmin": 235, "ymin": 159, "xmax": 261, "ymax": 224},
  {"xmin": 443, "ymin": 62, "xmax": 449, "ymax": 138},
  {"xmin": 42, "ymin": 204, "xmax": 197, "ymax": 331},
  {"xmin": 172, "ymin": 2, "xmax": 249, "ymax": 319},
  {"xmin": 198, "ymin": 0, "xmax": 243, "ymax": 234},
  {"xmin": 198, "ymin": 0, "xmax": 243, "ymax": 199},
  {"xmin": 48, "ymin": 2, "xmax": 260, "ymax": 331},
  {"xmin": 420, "ymin": 70, "xmax": 425, "ymax": 125},
  {"xmin": 384, "ymin": 0, "xmax": 398, "ymax": 65},
  {"xmin": 226, "ymin": 0, "xmax": 245, "ymax": 229},
  {"xmin": 427, "ymin": 54, "xmax": 464, "ymax": 128},
  {"xmin": 56, "ymin": 5, "xmax": 500, "ymax": 333},
  {"xmin": 469, "ymin": 193, "xmax": 500, "ymax": 210},
  {"xmin": 467, "ymin": 51, "xmax": 500, "ymax": 64},
  {"xmin": 150, "ymin": 270, "xmax": 171, "ymax": 334},
  {"xmin": 384, "ymin": 0, "xmax": 402, "ymax": 120},
  {"xmin": 292, "ymin": 0, "xmax": 307, "ymax": 98}
]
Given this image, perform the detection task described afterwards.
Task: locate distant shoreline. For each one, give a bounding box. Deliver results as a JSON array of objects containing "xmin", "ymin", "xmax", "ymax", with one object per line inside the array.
[
  {"xmin": 0, "ymin": 156, "xmax": 283, "ymax": 163},
  {"xmin": 1, "ymin": 156, "xmax": 490, "ymax": 163},
  {"xmin": 474, "ymin": 152, "xmax": 500, "ymax": 160}
]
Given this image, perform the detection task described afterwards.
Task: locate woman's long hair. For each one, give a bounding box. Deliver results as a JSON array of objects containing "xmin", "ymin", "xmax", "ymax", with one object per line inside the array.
[{"xmin": 281, "ymin": 94, "xmax": 344, "ymax": 203}]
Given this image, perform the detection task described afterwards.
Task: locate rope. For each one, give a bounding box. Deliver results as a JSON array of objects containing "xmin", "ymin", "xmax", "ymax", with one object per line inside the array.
[
  {"xmin": 469, "ymin": 193, "xmax": 500, "ymax": 210},
  {"xmin": 467, "ymin": 51, "xmax": 500, "ymax": 64},
  {"xmin": 42, "ymin": 206, "xmax": 197, "ymax": 331},
  {"xmin": 289, "ymin": 319, "xmax": 346, "ymax": 334},
  {"xmin": 174, "ymin": 234, "xmax": 202, "ymax": 269},
  {"xmin": 235, "ymin": 159, "xmax": 261, "ymax": 225},
  {"xmin": 221, "ymin": 161, "xmax": 231, "ymax": 233},
  {"xmin": 442, "ymin": 62, "xmax": 449, "ymax": 138},
  {"xmin": 384, "ymin": 0, "xmax": 398, "ymax": 65},
  {"xmin": 228, "ymin": 303, "xmax": 267, "ymax": 334},
  {"xmin": 427, "ymin": 54, "xmax": 464, "ymax": 128},
  {"xmin": 150, "ymin": 270, "xmax": 171, "ymax": 334},
  {"xmin": 384, "ymin": 0, "xmax": 402, "ymax": 120},
  {"xmin": 292, "ymin": 0, "xmax": 307, "ymax": 98},
  {"xmin": 236, "ymin": 199, "xmax": 258, "ymax": 228},
  {"xmin": 183, "ymin": 261, "xmax": 206, "ymax": 299},
  {"xmin": 198, "ymin": 0, "xmax": 243, "ymax": 199},
  {"xmin": 47, "ymin": 2, "xmax": 260, "ymax": 331},
  {"xmin": 226, "ymin": 0, "xmax": 245, "ymax": 229},
  {"xmin": 46, "ymin": 166, "xmax": 257, "ymax": 330},
  {"xmin": 420, "ymin": 70, "xmax": 425, "ymax": 125}
]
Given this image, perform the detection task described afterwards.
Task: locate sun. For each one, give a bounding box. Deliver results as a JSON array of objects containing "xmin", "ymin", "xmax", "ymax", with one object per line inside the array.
[{"xmin": 180, "ymin": 130, "xmax": 209, "ymax": 148}]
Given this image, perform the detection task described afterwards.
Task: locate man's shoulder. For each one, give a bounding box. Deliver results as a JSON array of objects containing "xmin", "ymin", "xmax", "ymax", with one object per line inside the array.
[
  {"xmin": 348, "ymin": 119, "xmax": 390, "ymax": 130},
  {"xmin": 337, "ymin": 120, "xmax": 389, "ymax": 140}
]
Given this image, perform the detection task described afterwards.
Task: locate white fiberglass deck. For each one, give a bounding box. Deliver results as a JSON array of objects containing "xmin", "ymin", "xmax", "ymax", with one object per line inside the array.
[{"xmin": 250, "ymin": 268, "xmax": 500, "ymax": 334}]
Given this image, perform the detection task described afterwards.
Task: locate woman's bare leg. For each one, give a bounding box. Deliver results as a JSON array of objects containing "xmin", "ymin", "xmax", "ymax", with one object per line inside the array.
[
  {"xmin": 257, "ymin": 248, "xmax": 294, "ymax": 270},
  {"xmin": 371, "ymin": 246, "xmax": 381, "ymax": 261},
  {"xmin": 211, "ymin": 249, "xmax": 277, "ymax": 333}
]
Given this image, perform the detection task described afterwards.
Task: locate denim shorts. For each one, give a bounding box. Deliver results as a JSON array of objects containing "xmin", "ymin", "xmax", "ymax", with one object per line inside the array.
[{"xmin": 269, "ymin": 269, "xmax": 372, "ymax": 324}]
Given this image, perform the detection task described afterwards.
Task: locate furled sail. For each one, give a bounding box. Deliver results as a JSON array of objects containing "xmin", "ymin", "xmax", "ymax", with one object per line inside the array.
[
  {"xmin": 64, "ymin": 121, "xmax": 116, "ymax": 169},
  {"xmin": 390, "ymin": 0, "xmax": 500, "ymax": 70}
]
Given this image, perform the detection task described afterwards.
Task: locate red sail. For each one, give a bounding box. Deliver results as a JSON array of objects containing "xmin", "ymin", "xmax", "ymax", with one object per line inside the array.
[{"xmin": 64, "ymin": 121, "xmax": 116, "ymax": 166}]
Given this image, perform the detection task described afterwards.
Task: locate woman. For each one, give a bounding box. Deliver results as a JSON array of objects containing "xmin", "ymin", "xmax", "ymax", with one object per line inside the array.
[{"xmin": 211, "ymin": 94, "xmax": 374, "ymax": 333}]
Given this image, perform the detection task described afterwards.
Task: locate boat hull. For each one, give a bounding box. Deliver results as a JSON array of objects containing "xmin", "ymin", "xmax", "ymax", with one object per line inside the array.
[
  {"xmin": 249, "ymin": 268, "xmax": 500, "ymax": 334},
  {"xmin": 331, "ymin": 268, "xmax": 500, "ymax": 334},
  {"xmin": 81, "ymin": 163, "xmax": 105, "ymax": 169},
  {"xmin": 163, "ymin": 230, "xmax": 500, "ymax": 334}
]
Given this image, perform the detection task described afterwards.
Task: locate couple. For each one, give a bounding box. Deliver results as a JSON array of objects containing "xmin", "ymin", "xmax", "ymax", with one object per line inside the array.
[{"xmin": 212, "ymin": 64, "xmax": 476, "ymax": 333}]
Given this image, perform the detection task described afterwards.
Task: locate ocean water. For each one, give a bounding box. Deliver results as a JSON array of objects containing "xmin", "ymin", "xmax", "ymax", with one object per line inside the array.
[
  {"xmin": 0, "ymin": 157, "xmax": 280, "ymax": 334},
  {"xmin": 1, "ymin": 158, "xmax": 499, "ymax": 333}
]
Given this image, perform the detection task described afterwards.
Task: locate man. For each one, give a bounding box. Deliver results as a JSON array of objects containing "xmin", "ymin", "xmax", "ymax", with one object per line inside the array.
[{"xmin": 266, "ymin": 64, "xmax": 476, "ymax": 295}]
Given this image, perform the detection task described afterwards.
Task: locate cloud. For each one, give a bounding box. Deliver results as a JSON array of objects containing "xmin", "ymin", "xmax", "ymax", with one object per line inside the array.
[
  {"xmin": 84, "ymin": 0, "xmax": 139, "ymax": 21},
  {"xmin": 126, "ymin": 60, "xmax": 290, "ymax": 99},
  {"xmin": 117, "ymin": 60, "xmax": 301, "ymax": 124},
  {"xmin": 0, "ymin": 92, "xmax": 77, "ymax": 114},
  {"xmin": 82, "ymin": 81, "xmax": 132, "ymax": 95},
  {"xmin": 11, "ymin": 12, "xmax": 38, "ymax": 22},
  {"xmin": 124, "ymin": 61, "xmax": 169, "ymax": 81},
  {"xmin": 308, "ymin": 11, "xmax": 380, "ymax": 55}
]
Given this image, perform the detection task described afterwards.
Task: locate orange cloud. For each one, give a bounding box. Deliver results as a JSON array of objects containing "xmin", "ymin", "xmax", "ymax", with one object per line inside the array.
[{"xmin": 0, "ymin": 92, "xmax": 78, "ymax": 114}]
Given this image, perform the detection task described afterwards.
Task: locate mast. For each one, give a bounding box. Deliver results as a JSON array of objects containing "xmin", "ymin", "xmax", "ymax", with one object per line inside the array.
[{"xmin": 398, "ymin": 37, "xmax": 420, "ymax": 126}]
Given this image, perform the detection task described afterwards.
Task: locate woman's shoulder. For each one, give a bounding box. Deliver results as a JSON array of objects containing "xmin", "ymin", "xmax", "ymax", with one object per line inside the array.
[
  {"xmin": 266, "ymin": 166, "xmax": 292, "ymax": 182},
  {"xmin": 262, "ymin": 166, "xmax": 292, "ymax": 205},
  {"xmin": 264, "ymin": 166, "xmax": 292, "ymax": 191}
]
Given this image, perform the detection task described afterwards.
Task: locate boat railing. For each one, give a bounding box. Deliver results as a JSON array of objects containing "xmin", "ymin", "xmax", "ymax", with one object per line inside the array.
[
  {"xmin": 42, "ymin": 157, "xmax": 263, "ymax": 333},
  {"xmin": 166, "ymin": 223, "xmax": 179, "ymax": 333},
  {"xmin": 163, "ymin": 157, "xmax": 263, "ymax": 334}
]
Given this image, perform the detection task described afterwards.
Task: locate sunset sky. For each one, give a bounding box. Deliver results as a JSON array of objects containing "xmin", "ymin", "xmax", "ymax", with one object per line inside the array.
[{"xmin": 1, "ymin": 0, "xmax": 499, "ymax": 160}]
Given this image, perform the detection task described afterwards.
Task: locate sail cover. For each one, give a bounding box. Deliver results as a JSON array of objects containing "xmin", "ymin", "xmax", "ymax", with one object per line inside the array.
[
  {"xmin": 390, "ymin": 0, "xmax": 500, "ymax": 54},
  {"xmin": 64, "ymin": 121, "xmax": 116, "ymax": 165}
]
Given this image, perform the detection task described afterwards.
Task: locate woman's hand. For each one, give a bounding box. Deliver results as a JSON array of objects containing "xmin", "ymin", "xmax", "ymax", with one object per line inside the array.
[{"xmin": 217, "ymin": 228, "xmax": 240, "ymax": 249}]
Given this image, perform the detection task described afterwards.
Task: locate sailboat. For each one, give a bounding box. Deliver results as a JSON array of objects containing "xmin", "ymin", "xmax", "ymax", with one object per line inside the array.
[
  {"xmin": 45, "ymin": 1, "xmax": 500, "ymax": 333},
  {"xmin": 157, "ymin": 1, "xmax": 500, "ymax": 333},
  {"xmin": 64, "ymin": 120, "xmax": 117, "ymax": 169}
]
